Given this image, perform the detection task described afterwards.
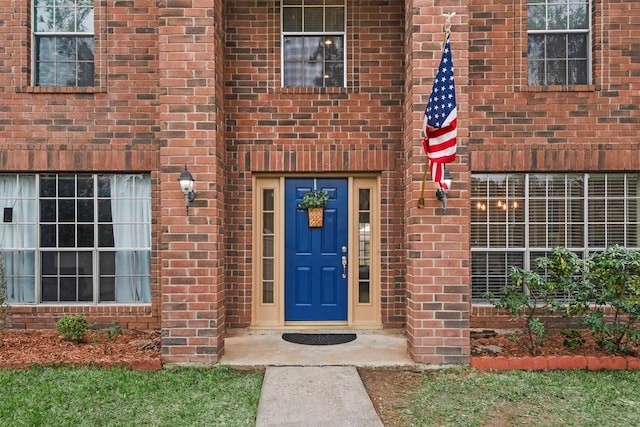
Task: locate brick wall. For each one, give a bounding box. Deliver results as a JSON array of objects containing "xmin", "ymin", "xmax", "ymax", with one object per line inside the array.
[
  {"xmin": 158, "ymin": 0, "xmax": 227, "ymax": 365},
  {"xmin": 467, "ymin": 0, "xmax": 640, "ymax": 333},
  {"xmin": 4, "ymin": 0, "xmax": 636, "ymax": 364},
  {"xmin": 0, "ymin": 1, "xmax": 161, "ymax": 332},
  {"xmin": 224, "ymin": 0, "xmax": 408, "ymax": 329},
  {"xmin": 403, "ymin": 0, "xmax": 471, "ymax": 365},
  {"xmin": 468, "ymin": 0, "xmax": 640, "ymax": 172}
]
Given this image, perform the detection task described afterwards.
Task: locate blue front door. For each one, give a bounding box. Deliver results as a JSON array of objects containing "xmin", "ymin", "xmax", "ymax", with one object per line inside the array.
[{"xmin": 285, "ymin": 178, "xmax": 349, "ymax": 321}]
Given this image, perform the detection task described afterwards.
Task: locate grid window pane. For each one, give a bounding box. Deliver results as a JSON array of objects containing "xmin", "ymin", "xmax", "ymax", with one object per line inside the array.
[
  {"xmin": 282, "ymin": 0, "xmax": 346, "ymax": 88},
  {"xmin": 33, "ymin": 0, "xmax": 95, "ymax": 87},
  {"xmin": 527, "ymin": 0, "xmax": 590, "ymax": 86},
  {"xmin": 472, "ymin": 173, "xmax": 640, "ymax": 301},
  {"xmin": 283, "ymin": 8, "xmax": 302, "ymax": 32},
  {"xmin": 30, "ymin": 174, "xmax": 151, "ymax": 303},
  {"xmin": 261, "ymin": 189, "xmax": 276, "ymax": 305},
  {"xmin": 358, "ymin": 188, "xmax": 371, "ymax": 304}
]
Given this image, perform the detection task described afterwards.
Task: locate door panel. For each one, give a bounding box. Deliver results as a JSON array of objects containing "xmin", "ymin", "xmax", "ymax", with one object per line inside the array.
[{"xmin": 285, "ymin": 178, "xmax": 348, "ymax": 321}]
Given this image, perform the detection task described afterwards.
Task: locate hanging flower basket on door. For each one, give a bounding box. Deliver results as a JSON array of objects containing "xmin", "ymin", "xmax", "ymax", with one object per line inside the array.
[
  {"xmin": 297, "ymin": 190, "xmax": 329, "ymax": 228},
  {"xmin": 307, "ymin": 207, "xmax": 324, "ymax": 227}
]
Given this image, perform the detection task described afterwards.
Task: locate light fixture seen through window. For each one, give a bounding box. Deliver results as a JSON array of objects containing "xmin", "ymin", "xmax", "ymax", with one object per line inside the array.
[{"xmin": 178, "ymin": 165, "xmax": 196, "ymax": 214}]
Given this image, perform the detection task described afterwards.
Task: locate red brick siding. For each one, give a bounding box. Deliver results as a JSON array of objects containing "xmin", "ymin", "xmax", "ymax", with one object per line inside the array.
[
  {"xmin": 224, "ymin": 0, "xmax": 408, "ymax": 329},
  {"xmin": 158, "ymin": 0, "xmax": 227, "ymax": 365},
  {"xmin": 468, "ymin": 0, "xmax": 640, "ymax": 333},
  {"xmin": 468, "ymin": 0, "xmax": 640, "ymax": 172},
  {"xmin": 0, "ymin": 1, "xmax": 161, "ymax": 332},
  {"xmin": 402, "ymin": 0, "xmax": 471, "ymax": 365}
]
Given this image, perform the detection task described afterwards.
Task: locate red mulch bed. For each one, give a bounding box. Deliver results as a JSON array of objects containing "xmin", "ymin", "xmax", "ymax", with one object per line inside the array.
[
  {"xmin": 471, "ymin": 330, "xmax": 640, "ymax": 371},
  {"xmin": 472, "ymin": 330, "xmax": 640, "ymax": 358},
  {"xmin": 0, "ymin": 329, "xmax": 162, "ymax": 369}
]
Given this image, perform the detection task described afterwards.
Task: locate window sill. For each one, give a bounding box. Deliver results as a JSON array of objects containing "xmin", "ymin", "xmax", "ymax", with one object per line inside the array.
[
  {"xmin": 8, "ymin": 302, "xmax": 151, "ymax": 306},
  {"xmin": 517, "ymin": 84, "xmax": 596, "ymax": 93},
  {"xmin": 274, "ymin": 86, "xmax": 358, "ymax": 95},
  {"xmin": 16, "ymin": 86, "xmax": 107, "ymax": 94}
]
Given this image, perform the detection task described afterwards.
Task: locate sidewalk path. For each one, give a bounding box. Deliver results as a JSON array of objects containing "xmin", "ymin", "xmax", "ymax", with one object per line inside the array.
[{"xmin": 255, "ymin": 366, "xmax": 384, "ymax": 427}]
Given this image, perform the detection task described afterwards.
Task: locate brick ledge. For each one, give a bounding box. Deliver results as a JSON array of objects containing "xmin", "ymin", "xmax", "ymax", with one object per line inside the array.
[{"xmin": 471, "ymin": 355, "xmax": 640, "ymax": 371}]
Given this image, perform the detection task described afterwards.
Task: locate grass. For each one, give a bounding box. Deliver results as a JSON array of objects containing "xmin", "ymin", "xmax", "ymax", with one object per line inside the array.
[
  {"xmin": 3, "ymin": 365, "xmax": 640, "ymax": 427},
  {"xmin": 0, "ymin": 365, "xmax": 263, "ymax": 427},
  {"xmin": 406, "ymin": 368, "xmax": 640, "ymax": 427}
]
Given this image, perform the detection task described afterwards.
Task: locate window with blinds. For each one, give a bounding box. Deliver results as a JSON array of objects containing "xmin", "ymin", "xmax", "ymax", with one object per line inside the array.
[{"xmin": 471, "ymin": 173, "xmax": 640, "ymax": 301}]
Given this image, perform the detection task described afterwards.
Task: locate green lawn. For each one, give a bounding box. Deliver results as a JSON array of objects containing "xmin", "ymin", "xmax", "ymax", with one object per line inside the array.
[
  {"xmin": 0, "ymin": 366, "xmax": 262, "ymax": 427},
  {"xmin": 405, "ymin": 368, "xmax": 640, "ymax": 427},
  {"xmin": 2, "ymin": 365, "xmax": 639, "ymax": 427}
]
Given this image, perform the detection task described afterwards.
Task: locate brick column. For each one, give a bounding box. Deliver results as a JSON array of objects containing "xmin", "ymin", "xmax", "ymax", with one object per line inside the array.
[
  {"xmin": 158, "ymin": 0, "xmax": 226, "ymax": 364},
  {"xmin": 403, "ymin": 0, "xmax": 471, "ymax": 365}
]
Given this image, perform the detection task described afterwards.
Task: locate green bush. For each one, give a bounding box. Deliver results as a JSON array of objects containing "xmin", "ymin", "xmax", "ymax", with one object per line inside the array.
[
  {"xmin": 487, "ymin": 245, "xmax": 640, "ymax": 355},
  {"xmin": 572, "ymin": 245, "xmax": 640, "ymax": 354},
  {"xmin": 56, "ymin": 314, "xmax": 89, "ymax": 342},
  {"xmin": 297, "ymin": 190, "xmax": 329, "ymax": 209},
  {"xmin": 561, "ymin": 329, "xmax": 585, "ymax": 349},
  {"xmin": 484, "ymin": 247, "xmax": 583, "ymax": 355},
  {"xmin": 104, "ymin": 320, "xmax": 123, "ymax": 340}
]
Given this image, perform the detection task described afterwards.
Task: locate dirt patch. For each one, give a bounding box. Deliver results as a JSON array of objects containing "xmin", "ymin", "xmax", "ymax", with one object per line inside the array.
[{"xmin": 359, "ymin": 368, "xmax": 423, "ymax": 427}]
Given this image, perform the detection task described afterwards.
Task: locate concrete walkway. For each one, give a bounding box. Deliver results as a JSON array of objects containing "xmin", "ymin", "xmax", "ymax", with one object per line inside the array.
[
  {"xmin": 255, "ymin": 366, "xmax": 383, "ymax": 427},
  {"xmin": 221, "ymin": 330, "xmax": 414, "ymax": 426}
]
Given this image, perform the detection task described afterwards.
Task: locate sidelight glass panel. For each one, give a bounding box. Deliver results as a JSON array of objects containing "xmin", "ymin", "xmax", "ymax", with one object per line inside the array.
[
  {"xmin": 358, "ymin": 188, "xmax": 371, "ymax": 304},
  {"xmin": 262, "ymin": 189, "xmax": 275, "ymax": 304}
]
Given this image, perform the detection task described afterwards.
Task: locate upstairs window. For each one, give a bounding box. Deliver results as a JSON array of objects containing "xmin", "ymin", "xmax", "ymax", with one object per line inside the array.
[
  {"xmin": 33, "ymin": 0, "xmax": 95, "ymax": 87},
  {"xmin": 281, "ymin": 0, "xmax": 346, "ymax": 87},
  {"xmin": 527, "ymin": 0, "xmax": 590, "ymax": 86}
]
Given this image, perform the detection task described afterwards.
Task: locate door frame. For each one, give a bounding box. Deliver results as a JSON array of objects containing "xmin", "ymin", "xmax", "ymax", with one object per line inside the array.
[{"xmin": 251, "ymin": 175, "xmax": 381, "ymax": 329}]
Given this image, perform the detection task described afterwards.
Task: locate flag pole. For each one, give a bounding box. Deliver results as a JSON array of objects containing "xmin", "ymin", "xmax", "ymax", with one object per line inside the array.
[
  {"xmin": 418, "ymin": 164, "xmax": 428, "ymax": 208},
  {"xmin": 418, "ymin": 13, "xmax": 454, "ymax": 208}
]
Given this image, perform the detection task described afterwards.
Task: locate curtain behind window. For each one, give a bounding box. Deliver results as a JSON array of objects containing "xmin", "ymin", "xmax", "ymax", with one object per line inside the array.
[
  {"xmin": 0, "ymin": 175, "xmax": 37, "ymax": 303},
  {"xmin": 111, "ymin": 175, "xmax": 151, "ymax": 302}
]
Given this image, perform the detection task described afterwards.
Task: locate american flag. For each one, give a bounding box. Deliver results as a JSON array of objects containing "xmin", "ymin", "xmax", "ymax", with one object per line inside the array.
[{"xmin": 423, "ymin": 34, "xmax": 457, "ymax": 190}]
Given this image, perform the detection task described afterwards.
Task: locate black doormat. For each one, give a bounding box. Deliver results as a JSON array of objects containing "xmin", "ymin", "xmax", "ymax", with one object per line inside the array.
[{"xmin": 282, "ymin": 333, "xmax": 357, "ymax": 346}]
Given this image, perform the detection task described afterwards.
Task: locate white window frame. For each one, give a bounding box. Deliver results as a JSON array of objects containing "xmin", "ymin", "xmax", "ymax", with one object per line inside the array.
[
  {"xmin": 31, "ymin": 0, "xmax": 95, "ymax": 87},
  {"xmin": 0, "ymin": 173, "xmax": 151, "ymax": 305},
  {"xmin": 280, "ymin": 0, "xmax": 347, "ymax": 88},
  {"xmin": 471, "ymin": 173, "xmax": 640, "ymax": 301},
  {"xmin": 527, "ymin": 0, "xmax": 592, "ymax": 86}
]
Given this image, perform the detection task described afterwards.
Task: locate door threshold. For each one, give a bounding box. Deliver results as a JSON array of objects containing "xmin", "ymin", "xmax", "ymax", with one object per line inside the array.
[{"xmin": 237, "ymin": 325, "xmax": 389, "ymax": 337}]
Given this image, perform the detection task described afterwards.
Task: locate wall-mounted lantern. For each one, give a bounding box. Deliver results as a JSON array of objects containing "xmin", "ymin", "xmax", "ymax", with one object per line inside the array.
[
  {"xmin": 435, "ymin": 169, "xmax": 452, "ymax": 213},
  {"xmin": 178, "ymin": 165, "xmax": 196, "ymax": 214}
]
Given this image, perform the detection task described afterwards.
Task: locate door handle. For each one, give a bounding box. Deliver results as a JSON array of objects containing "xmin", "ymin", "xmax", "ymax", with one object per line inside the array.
[{"xmin": 341, "ymin": 256, "xmax": 347, "ymax": 278}]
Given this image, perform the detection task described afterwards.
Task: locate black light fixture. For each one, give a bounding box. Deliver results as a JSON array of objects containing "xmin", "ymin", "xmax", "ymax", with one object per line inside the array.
[
  {"xmin": 178, "ymin": 165, "xmax": 195, "ymax": 214},
  {"xmin": 435, "ymin": 169, "xmax": 452, "ymax": 213}
]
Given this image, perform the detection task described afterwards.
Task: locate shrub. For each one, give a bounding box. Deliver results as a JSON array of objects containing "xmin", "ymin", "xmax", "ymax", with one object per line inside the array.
[
  {"xmin": 573, "ymin": 246, "xmax": 640, "ymax": 354},
  {"xmin": 561, "ymin": 329, "xmax": 585, "ymax": 349},
  {"xmin": 484, "ymin": 247, "xmax": 583, "ymax": 355},
  {"xmin": 56, "ymin": 314, "xmax": 89, "ymax": 342},
  {"xmin": 104, "ymin": 320, "xmax": 123, "ymax": 340}
]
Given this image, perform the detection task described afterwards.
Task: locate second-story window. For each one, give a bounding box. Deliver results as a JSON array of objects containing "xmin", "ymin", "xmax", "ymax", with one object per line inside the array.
[
  {"xmin": 527, "ymin": 0, "xmax": 590, "ymax": 86},
  {"xmin": 281, "ymin": 0, "xmax": 346, "ymax": 88},
  {"xmin": 33, "ymin": 0, "xmax": 95, "ymax": 87}
]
